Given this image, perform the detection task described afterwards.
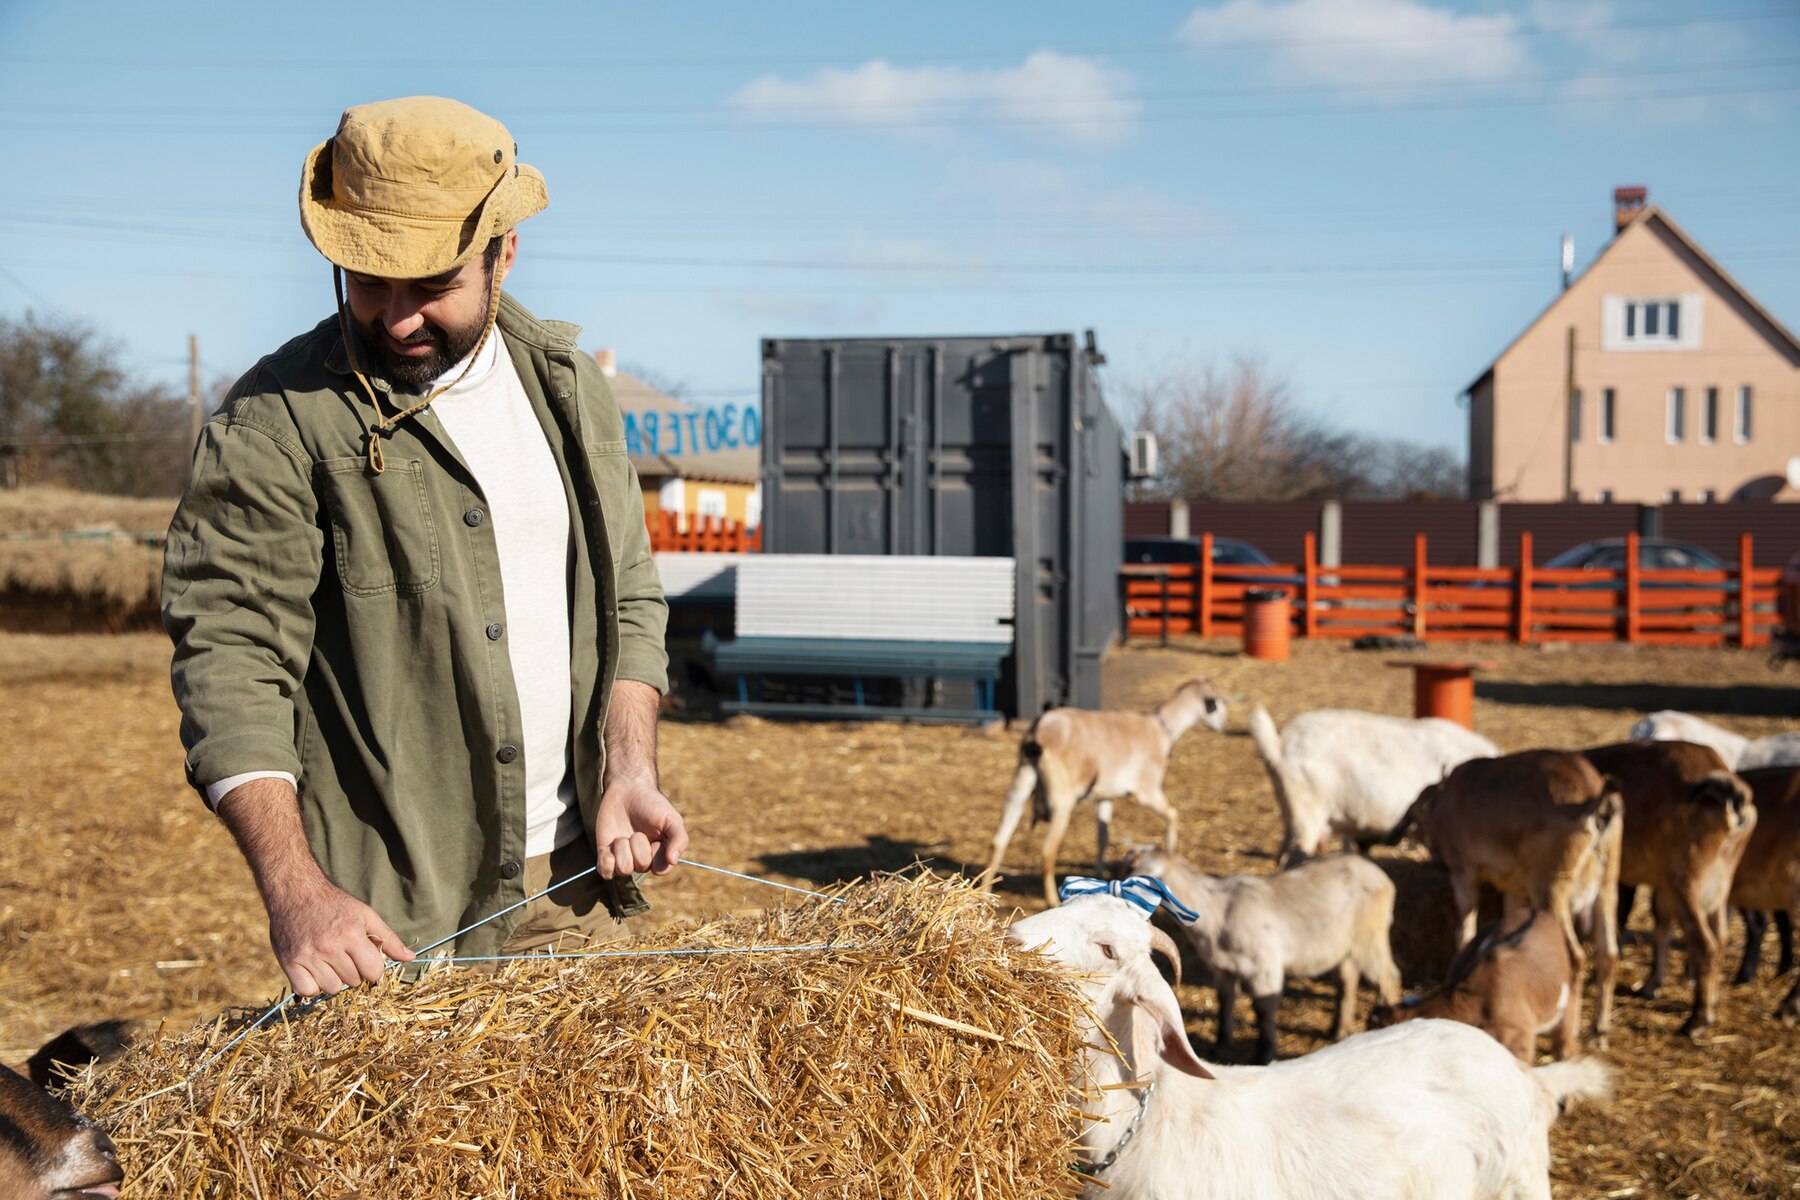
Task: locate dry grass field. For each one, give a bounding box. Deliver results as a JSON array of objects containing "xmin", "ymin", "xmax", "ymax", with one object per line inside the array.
[{"xmin": 2, "ymin": 630, "xmax": 1796, "ymax": 1197}]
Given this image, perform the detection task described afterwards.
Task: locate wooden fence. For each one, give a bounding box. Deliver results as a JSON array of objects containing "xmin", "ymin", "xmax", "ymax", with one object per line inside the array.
[
  {"xmin": 1122, "ymin": 531, "xmax": 1781, "ymax": 648},
  {"xmin": 646, "ymin": 510, "xmax": 761, "ymax": 553}
]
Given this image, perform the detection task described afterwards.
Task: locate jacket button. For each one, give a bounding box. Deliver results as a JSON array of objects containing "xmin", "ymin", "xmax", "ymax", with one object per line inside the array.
[
  {"xmin": 496, "ymin": 745, "xmax": 519, "ymax": 764},
  {"xmin": 464, "ymin": 507, "xmax": 485, "ymax": 527},
  {"xmin": 498, "ymin": 859, "xmax": 521, "ymax": 880},
  {"xmin": 486, "ymin": 622, "xmax": 504, "ymax": 640}
]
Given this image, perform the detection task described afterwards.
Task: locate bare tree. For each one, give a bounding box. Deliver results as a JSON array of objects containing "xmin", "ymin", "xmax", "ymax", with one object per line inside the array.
[{"xmin": 1118, "ymin": 353, "xmax": 1464, "ymax": 502}]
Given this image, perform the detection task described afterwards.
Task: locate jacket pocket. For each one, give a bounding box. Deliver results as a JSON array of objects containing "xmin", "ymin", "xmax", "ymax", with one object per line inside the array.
[
  {"xmin": 586, "ymin": 443, "xmax": 633, "ymax": 577},
  {"xmin": 316, "ymin": 457, "xmax": 441, "ymax": 596}
]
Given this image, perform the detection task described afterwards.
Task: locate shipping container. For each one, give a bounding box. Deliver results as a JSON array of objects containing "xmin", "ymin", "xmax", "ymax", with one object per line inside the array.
[{"xmin": 760, "ymin": 333, "xmax": 1124, "ymax": 718}]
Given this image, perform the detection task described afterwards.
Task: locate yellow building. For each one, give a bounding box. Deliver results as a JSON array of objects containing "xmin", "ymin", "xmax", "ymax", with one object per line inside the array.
[
  {"xmin": 595, "ymin": 349, "xmax": 762, "ymax": 527},
  {"xmin": 1467, "ymin": 188, "xmax": 1799, "ymax": 503}
]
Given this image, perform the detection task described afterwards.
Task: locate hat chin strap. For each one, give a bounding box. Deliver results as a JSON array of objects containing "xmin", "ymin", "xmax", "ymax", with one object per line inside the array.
[{"xmin": 333, "ymin": 262, "xmax": 504, "ymax": 474}]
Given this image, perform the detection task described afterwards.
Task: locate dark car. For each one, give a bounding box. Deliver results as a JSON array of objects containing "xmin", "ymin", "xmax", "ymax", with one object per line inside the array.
[
  {"xmin": 1123, "ymin": 536, "xmax": 1304, "ymax": 590},
  {"xmin": 1542, "ymin": 537, "xmax": 1728, "ymax": 576}
]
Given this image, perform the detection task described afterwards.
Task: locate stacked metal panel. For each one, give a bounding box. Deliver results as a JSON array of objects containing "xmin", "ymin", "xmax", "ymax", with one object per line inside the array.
[
  {"xmin": 735, "ymin": 554, "xmax": 1014, "ymax": 644},
  {"xmin": 652, "ymin": 552, "xmax": 745, "ymax": 603}
]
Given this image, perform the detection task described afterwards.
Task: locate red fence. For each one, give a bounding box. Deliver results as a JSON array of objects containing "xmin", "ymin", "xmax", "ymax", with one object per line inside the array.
[
  {"xmin": 646, "ymin": 510, "xmax": 761, "ymax": 553},
  {"xmin": 1123, "ymin": 532, "xmax": 1782, "ymax": 648}
]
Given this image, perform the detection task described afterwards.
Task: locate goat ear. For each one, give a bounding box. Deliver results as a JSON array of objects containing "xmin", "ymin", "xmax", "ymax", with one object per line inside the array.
[{"xmin": 1126, "ymin": 959, "xmax": 1214, "ymax": 1079}]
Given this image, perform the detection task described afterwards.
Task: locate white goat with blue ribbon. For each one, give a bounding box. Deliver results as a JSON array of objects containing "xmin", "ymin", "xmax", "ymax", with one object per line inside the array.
[{"xmin": 1008, "ymin": 877, "xmax": 1611, "ymax": 1200}]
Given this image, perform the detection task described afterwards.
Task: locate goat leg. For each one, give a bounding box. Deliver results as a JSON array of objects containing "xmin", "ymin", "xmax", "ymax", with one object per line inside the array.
[
  {"xmin": 1252, "ymin": 993, "xmax": 1281, "ymax": 1065},
  {"xmin": 1332, "ymin": 960, "xmax": 1358, "ymax": 1041},
  {"xmin": 1777, "ymin": 910, "xmax": 1795, "ymax": 977},
  {"xmin": 1736, "ymin": 909, "xmax": 1768, "ymax": 984}
]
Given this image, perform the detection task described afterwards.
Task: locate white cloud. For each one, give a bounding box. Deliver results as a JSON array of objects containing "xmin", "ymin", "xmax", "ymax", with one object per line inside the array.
[
  {"xmin": 1178, "ymin": 0, "xmax": 1527, "ymax": 89},
  {"xmin": 728, "ymin": 51, "xmax": 1138, "ymax": 147}
]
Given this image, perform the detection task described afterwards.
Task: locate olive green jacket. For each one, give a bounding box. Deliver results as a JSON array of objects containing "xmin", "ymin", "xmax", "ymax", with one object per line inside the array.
[{"xmin": 162, "ymin": 292, "xmax": 668, "ymax": 957}]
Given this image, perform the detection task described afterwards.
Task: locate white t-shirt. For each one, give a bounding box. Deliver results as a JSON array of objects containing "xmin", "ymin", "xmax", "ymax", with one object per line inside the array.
[{"xmin": 210, "ymin": 330, "xmax": 581, "ymax": 858}]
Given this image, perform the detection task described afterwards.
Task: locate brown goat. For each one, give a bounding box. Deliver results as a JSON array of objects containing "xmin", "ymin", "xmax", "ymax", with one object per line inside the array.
[
  {"xmin": 1584, "ymin": 741, "xmax": 1757, "ymax": 1037},
  {"xmin": 1730, "ymin": 765, "xmax": 1800, "ymax": 1024},
  {"xmin": 1370, "ymin": 908, "xmax": 1577, "ymax": 1061},
  {"xmin": 1, "ymin": 1023, "xmax": 128, "ymax": 1200},
  {"xmin": 1403, "ymin": 749, "xmax": 1623, "ymax": 1046}
]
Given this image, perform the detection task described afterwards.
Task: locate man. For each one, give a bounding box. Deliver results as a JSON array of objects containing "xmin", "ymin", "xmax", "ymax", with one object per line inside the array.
[{"xmin": 163, "ymin": 96, "xmax": 686, "ymax": 998}]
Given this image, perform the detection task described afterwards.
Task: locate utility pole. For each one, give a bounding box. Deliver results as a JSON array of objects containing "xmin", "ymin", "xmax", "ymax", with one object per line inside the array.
[
  {"xmin": 1563, "ymin": 325, "xmax": 1577, "ymax": 502},
  {"xmin": 188, "ymin": 334, "xmax": 202, "ymax": 446}
]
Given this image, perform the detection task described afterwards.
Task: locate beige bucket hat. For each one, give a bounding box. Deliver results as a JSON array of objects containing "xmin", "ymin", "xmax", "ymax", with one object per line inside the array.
[{"xmin": 300, "ymin": 96, "xmax": 547, "ymax": 279}]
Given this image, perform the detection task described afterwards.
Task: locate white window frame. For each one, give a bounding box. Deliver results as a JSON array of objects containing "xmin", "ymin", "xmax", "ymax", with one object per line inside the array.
[
  {"xmin": 1701, "ymin": 387, "xmax": 1718, "ymax": 444},
  {"xmin": 1599, "ymin": 388, "xmax": 1616, "ymax": 444},
  {"xmin": 745, "ymin": 486, "xmax": 763, "ymax": 529},
  {"xmin": 1666, "ymin": 387, "xmax": 1685, "ymax": 444},
  {"xmin": 695, "ymin": 488, "xmax": 728, "ymax": 520},
  {"xmin": 1735, "ymin": 385, "xmax": 1752, "ymax": 443},
  {"xmin": 1602, "ymin": 294, "xmax": 1702, "ymax": 351}
]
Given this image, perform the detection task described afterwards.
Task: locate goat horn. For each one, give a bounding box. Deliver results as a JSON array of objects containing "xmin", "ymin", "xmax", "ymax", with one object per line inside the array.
[{"xmin": 1147, "ymin": 926, "xmax": 1183, "ymax": 988}]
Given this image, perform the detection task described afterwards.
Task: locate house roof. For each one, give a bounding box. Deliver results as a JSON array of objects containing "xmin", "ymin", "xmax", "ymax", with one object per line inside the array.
[
  {"xmin": 608, "ymin": 369, "xmax": 761, "ymax": 486},
  {"xmin": 1464, "ymin": 205, "xmax": 1800, "ymax": 395}
]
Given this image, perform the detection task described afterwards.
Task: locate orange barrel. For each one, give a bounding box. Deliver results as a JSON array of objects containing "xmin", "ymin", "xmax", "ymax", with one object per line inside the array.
[
  {"xmin": 1242, "ymin": 589, "xmax": 1291, "ymax": 661},
  {"xmin": 1413, "ymin": 664, "xmax": 1476, "ymax": 729}
]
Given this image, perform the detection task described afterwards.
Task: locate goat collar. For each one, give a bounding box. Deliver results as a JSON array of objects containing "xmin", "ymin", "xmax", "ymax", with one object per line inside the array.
[
  {"xmin": 1059, "ymin": 876, "xmax": 1200, "ymax": 924},
  {"xmin": 1153, "ymin": 710, "xmax": 1176, "ymax": 741},
  {"xmin": 1077, "ymin": 1079, "xmax": 1156, "ymax": 1177}
]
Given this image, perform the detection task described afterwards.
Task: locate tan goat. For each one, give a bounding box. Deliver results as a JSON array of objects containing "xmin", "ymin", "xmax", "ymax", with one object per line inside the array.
[
  {"xmin": 1402, "ymin": 749, "xmax": 1624, "ymax": 1046},
  {"xmin": 1584, "ymin": 741, "xmax": 1756, "ymax": 1037},
  {"xmin": 977, "ymin": 679, "xmax": 1228, "ymax": 906},
  {"xmin": 1726, "ymin": 765, "xmax": 1797, "ymax": 1024},
  {"xmin": 1369, "ymin": 908, "xmax": 1577, "ymax": 1062}
]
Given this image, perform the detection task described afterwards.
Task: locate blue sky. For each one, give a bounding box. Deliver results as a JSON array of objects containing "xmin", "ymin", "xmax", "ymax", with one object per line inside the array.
[{"xmin": 1, "ymin": 0, "xmax": 1795, "ymax": 454}]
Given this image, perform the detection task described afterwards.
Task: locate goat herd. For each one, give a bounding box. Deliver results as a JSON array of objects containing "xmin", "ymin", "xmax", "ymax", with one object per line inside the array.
[
  {"xmin": 985, "ymin": 680, "xmax": 1798, "ymax": 1197},
  {"xmin": 4, "ymin": 681, "xmax": 1794, "ymax": 1199}
]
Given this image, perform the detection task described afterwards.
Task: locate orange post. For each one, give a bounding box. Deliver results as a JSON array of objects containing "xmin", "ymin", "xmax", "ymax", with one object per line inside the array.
[
  {"xmin": 1516, "ymin": 532, "xmax": 1534, "ymax": 644},
  {"xmin": 1199, "ymin": 532, "xmax": 1215, "ymax": 639},
  {"xmin": 1412, "ymin": 533, "xmax": 1428, "ymax": 640},
  {"xmin": 1738, "ymin": 533, "xmax": 1755, "ymax": 649},
  {"xmin": 1302, "ymin": 531, "xmax": 1318, "ymax": 639},
  {"xmin": 1624, "ymin": 531, "xmax": 1641, "ymax": 644}
]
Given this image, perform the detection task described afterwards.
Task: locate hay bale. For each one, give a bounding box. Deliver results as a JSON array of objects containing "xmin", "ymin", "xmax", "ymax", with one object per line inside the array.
[{"xmin": 68, "ymin": 875, "xmax": 1090, "ymax": 1199}]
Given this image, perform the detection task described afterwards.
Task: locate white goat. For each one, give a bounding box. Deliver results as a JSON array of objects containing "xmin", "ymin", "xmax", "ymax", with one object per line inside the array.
[
  {"xmin": 979, "ymin": 679, "xmax": 1229, "ymax": 906},
  {"xmin": 1629, "ymin": 710, "xmax": 1800, "ymax": 771},
  {"xmin": 1124, "ymin": 845, "xmax": 1400, "ymax": 1064},
  {"xmin": 1249, "ymin": 704, "xmax": 1499, "ymax": 864},
  {"xmin": 1008, "ymin": 891, "xmax": 1611, "ymax": 1200}
]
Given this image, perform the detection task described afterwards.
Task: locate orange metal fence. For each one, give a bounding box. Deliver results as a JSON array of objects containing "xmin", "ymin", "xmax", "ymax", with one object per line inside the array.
[
  {"xmin": 1123, "ymin": 531, "xmax": 1781, "ymax": 649},
  {"xmin": 646, "ymin": 510, "xmax": 762, "ymax": 553}
]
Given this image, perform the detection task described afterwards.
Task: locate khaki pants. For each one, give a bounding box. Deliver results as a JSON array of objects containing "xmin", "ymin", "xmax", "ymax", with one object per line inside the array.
[{"xmin": 498, "ymin": 836, "xmax": 633, "ymax": 956}]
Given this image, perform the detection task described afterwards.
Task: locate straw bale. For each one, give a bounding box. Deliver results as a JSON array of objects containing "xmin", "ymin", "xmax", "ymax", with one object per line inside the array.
[{"xmin": 67, "ymin": 875, "xmax": 1091, "ymax": 1200}]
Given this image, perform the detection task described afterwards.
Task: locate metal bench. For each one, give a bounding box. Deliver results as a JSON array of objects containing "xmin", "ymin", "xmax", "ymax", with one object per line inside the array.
[{"xmin": 714, "ymin": 636, "xmax": 1011, "ymax": 724}]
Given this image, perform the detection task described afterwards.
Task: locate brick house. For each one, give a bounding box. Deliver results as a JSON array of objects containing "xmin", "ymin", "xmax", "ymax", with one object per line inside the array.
[{"xmin": 1466, "ymin": 188, "xmax": 1799, "ymax": 503}]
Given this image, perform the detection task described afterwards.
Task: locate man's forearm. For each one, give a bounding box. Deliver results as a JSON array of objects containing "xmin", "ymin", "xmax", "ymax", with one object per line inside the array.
[
  {"xmin": 604, "ymin": 679, "xmax": 661, "ymax": 786},
  {"xmin": 216, "ymin": 776, "xmax": 329, "ymax": 900}
]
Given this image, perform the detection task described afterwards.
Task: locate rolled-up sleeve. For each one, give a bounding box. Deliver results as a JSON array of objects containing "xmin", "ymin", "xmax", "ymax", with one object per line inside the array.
[
  {"xmin": 162, "ymin": 390, "xmax": 323, "ymax": 798},
  {"xmin": 610, "ymin": 454, "xmax": 670, "ymax": 695}
]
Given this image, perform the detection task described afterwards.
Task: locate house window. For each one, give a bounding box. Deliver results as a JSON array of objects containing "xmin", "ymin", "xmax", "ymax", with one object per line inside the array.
[
  {"xmin": 1666, "ymin": 488, "xmax": 1681, "ymax": 503},
  {"xmin": 695, "ymin": 489, "xmax": 728, "ymax": 519},
  {"xmin": 1702, "ymin": 488, "xmax": 1718, "ymax": 503},
  {"xmin": 1599, "ymin": 488, "xmax": 1614, "ymax": 502},
  {"xmin": 1604, "ymin": 294, "xmax": 1700, "ymax": 350},
  {"xmin": 1627, "ymin": 299, "xmax": 1681, "ymax": 343},
  {"xmin": 1600, "ymin": 388, "xmax": 1616, "ymax": 443},
  {"xmin": 1736, "ymin": 386, "xmax": 1753, "ymax": 443},
  {"xmin": 1702, "ymin": 387, "xmax": 1718, "ymax": 444},
  {"xmin": 1667, "ymin": 387, "xmax": 1685, "ymax": 443},
  {"xmin": 1570, "ymin": 389, "xmax": 1582, "ymax": 443}
]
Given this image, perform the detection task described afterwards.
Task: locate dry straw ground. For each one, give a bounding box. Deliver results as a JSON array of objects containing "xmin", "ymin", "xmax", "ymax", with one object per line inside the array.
[{"xmin": 3, "ymin": 630, "xmax": 1797, "ymax": 1197}]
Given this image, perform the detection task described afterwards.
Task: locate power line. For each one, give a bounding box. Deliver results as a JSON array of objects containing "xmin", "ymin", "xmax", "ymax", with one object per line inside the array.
[{"xmin": 0, "ymin": 10, "xmax": 1789, "ymax": 70}]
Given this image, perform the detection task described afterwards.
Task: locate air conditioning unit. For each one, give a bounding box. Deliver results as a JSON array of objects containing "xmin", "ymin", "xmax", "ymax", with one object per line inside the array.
[{"xmin": 1129, "ymin": 430, "xmax": 1158, "ymax": 480}]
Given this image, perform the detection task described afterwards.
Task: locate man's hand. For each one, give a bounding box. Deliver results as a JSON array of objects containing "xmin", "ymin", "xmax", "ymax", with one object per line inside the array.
[
  {"xmin": 216, "ymin": 776, "xmax": 414, "ymax": 997},
  {"xmin": 599, "ymin": 678, "xmax": 687, "ymax": 877},
  {"xmin": 595, "ymin": 776, "xmax": 688, "ymax": 877},
  {"xmin": 265, "ymin": 873, "xmax": 414, "ymax": 997}
]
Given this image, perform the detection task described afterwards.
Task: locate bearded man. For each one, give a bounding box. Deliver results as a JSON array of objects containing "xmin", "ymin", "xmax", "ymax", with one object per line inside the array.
[{"xmin": 163, "ymin": 96, "xmax": 685, "ymax": 997}]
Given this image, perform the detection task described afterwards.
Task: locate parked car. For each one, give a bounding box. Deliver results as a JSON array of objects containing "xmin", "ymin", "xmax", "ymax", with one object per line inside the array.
[
  {"xmin": 1542, "ymin": 537, "xmax": 1728, "ymax": 577},
  {"xmin": 1123, "ymin": 536, "xmax": 1305, "ymax": 590}
]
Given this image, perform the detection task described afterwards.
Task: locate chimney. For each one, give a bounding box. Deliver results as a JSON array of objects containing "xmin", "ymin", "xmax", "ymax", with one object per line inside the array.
[
  {"xmin": 594, "ymin": 347, "xmax": 617, "ymax": 377},
  {"xmin": 1613, "ymin": 185, "xmax": 1647, "ymax": 234}
]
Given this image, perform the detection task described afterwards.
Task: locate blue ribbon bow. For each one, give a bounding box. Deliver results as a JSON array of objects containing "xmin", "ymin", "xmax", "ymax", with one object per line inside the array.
[{"xmin": 1058, "ymin": 875, "xmax": 1200, "ymax": 924}]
